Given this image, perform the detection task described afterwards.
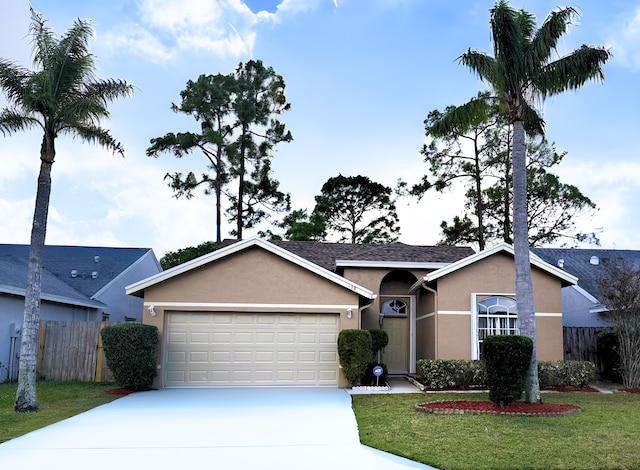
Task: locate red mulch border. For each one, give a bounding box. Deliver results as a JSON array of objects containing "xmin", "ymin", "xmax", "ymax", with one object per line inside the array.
[
  {"xmin": 416, "ymin": 400, "xmax": 581, "ymax": 417},
  {"xmin": 542, "ymin": 385, "xmax": 600, "ymax": 393},
  {"xmin": 618, "ymin": 388, "xmax": 640, "ymax": 393}
]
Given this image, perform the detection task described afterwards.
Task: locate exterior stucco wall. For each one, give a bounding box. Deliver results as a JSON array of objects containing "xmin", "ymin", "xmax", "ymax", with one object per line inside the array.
[
  {"xmin": 140, "ymin": 246, "xmax": 363, "ymax": 388},
  {"xmin": 433, "ymin": 252, "xmax": 564, "ymax": 360},
  {"xmin": 342, "ymin": 267, "xmax": 425, "ymax": 332},
  {"xmin": 416, "ymin": 289, "xmax": 436, "ymax": 360}
]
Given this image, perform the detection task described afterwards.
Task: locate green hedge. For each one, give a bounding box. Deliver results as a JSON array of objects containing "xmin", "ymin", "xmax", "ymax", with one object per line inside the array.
[
  {"xmin": 337, "ymin": 329, "xmax": 372, "ymax": 386},
  {"xmin": 101, "ymin": 323, "xmax": 159, "ymax": 390},
  {"xmin": 538, "ymin": 360, "xmax": 596, "ymax": 387},
  {"xmin": 484, "ymin": 335, "xmax": 533, "ymax": 406},
  {"xmin": 416, "ymin": 359, "xmax": 487, "ymax": 389},
  {"xmin": 417, "ymin": 359, "xmax": 596, "ymax": 390}
]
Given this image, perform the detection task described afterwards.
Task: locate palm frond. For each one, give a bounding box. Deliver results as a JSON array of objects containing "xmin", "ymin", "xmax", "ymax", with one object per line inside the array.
[
  {"xmin": 459, "ymin": 50, "xmax": 502, "ymax": 91},
  {"xmin": 490, "ymin": 1, "xmax": 532, "ymax": 93},
  {"xmin": 522, "ymin": 104, "xmax": 544, "ymax": 136},
  {"xmin": 535, "ymin": 45, "xmax": 611, "ymax": 96},
  {"xmin": 427, "ymin": 97, "xmax": 492, "ymax": 138},
  {"xmin": 0, "ymin": 60, "xmax": 30, "ymax": 105},
  {"xmin": 528, "ymin": 7, "xmax": 579, "ymax": 69},
  {"xmin": 0, "ymin": 108, "xmax": 42, "ymax": 135},
  {"xmin": 29, "ymin": 6, "xmax": 57, "ymax": 70},
  {"xmin": 63, "ymin": 123, "xmax": 125, "ymax": 157}
]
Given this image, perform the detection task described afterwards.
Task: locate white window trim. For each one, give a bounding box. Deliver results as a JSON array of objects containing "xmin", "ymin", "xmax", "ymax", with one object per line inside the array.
[{"xmin": 470, "ymin": 293, "xmax": 517, "ymax": 360}]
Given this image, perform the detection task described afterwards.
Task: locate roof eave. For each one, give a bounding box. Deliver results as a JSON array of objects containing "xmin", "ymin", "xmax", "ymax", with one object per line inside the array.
[
  {"xmin": 126, "ymin": 237, "xmax": 375, "ymax": 300},
  {"xmin": 335, "ymin": 260, "xmax": 450, "ymax": 270}
]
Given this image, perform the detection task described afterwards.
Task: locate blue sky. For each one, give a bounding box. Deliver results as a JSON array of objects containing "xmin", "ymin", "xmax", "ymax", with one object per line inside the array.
[{"xmin": 1, "ymin": 0, "xmax": 639, "ymax": 257}]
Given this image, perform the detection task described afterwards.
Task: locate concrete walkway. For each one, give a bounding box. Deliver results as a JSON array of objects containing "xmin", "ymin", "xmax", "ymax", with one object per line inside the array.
[{"xmin": 0, "ymin": 385, "xmax": 435, "ymax": 470}]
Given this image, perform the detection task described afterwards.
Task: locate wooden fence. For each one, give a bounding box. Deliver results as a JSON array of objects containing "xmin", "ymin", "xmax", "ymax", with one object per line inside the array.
[
  {"xmin": 563, "ymin": 326, "xmax": 604, "ymax": 374},
  {"xmin": 37, "ymin": 320, "xmax": 114, "ymax": 382}
]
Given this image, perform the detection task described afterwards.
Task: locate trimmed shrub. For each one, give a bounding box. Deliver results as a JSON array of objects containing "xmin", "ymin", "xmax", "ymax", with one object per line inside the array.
[
  {"xmin": 101, "ymin": 323, "xmax": 159, "ymax": 390},
  {"xmin": 368, "ymin": 329, "xmax": 389, "ymax": 361},
  {"xmin": 337, "ymin": 329, "xmax": 372, "ymax": 386},
  {"xmin": 416, "ymin": 359, "xmax": 487, "ymax": 389},
  {"xmin": 483, "ymin": 335, "xmax": 533, "ymax": 407},
  {"xmin": 538, "ymin": 360, "xmax": 596, "ymax": 388}
]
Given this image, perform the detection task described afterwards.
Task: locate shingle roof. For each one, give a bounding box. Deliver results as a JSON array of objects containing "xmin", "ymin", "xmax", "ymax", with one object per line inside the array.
[
  {"xmin": 531, "ymin": 247, "xmax": 640, "ymax": 301},
  {"xmin": 269, "ymin": 240, "xmax": 475, "ymax": 271},
  {"xmin": 0, "ymin": 244, "xmax": 153, "ymax": 307}
]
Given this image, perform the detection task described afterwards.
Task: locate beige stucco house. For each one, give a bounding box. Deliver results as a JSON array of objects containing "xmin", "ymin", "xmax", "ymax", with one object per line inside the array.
[{"xmin": 126, "ymin": 237, "xmax": 577, "ymax": 388}]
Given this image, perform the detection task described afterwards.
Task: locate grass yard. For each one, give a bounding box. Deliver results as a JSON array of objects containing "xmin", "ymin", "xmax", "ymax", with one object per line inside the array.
[
  {"xmin": 352, "ymin": 391, "xmax": 640, "ymax": 470},
  {"xmin": 0, "ymin": 381, "xmax": 121, "ymax": 444}
]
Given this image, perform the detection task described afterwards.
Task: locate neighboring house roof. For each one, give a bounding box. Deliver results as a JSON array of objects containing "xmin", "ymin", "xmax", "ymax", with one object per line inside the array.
[
  {"xmin": 411, "ymin": 242, "xmax": 578, "ymax": 290},
  {"xmin": 0, "ymin": 244, "xmax": 156, "ymax": 309},
  {"xmin": 531, "ymin": 247, "xmax": 640, "ymax": 303}
]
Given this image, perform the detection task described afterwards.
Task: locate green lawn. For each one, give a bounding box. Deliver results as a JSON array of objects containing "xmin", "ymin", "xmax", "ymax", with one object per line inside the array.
[
  {"xmin": 0, "ymin": 381, "xmax": 122, "ymax": 444},
  {"xmin": 352, "ymin": 391, "xmax": 640, "ymax": 470}
]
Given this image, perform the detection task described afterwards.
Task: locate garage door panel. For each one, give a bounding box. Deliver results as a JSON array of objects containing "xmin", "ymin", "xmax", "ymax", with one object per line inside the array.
[{"xmin": 165, "ymin": 312, "xmax": 339, "ymax": 386}]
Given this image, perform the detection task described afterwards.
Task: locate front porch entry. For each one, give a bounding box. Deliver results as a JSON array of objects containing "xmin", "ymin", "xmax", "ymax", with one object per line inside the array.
[{"xmin": 379, "ymin": 295, "xmax": 416, "ymax": 374}]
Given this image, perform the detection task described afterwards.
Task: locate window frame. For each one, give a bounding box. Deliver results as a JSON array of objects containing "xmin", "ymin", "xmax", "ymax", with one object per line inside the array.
[{"xmin": 470, "ymin": 293, "xmax": 518, "ymax": 360}]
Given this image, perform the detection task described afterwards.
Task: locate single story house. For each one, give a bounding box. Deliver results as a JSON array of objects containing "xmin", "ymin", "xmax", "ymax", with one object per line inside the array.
[
  {"xmin": 0, "ymin": 244, "xmax": 161, "ymax": 382},
  {"xmin": 127, "ymin": 237, "xmax": 576, "ymax": 388}
]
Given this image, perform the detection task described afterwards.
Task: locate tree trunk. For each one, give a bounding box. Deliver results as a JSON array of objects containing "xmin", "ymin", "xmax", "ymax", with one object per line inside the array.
[
  {"xmin": 473, "ymin": 135, "xmax": 485, "ymax": 251},
  {"xmin": 511, "ymin": 120, "xmax": 540, "ymax": 404},
  {"xmin": 15, "ymin": 135, "xmax": 54, "ymax": 412},
  {"xmin": 236, "ymin": 131, "xmax": 247, "ymax": 240}
]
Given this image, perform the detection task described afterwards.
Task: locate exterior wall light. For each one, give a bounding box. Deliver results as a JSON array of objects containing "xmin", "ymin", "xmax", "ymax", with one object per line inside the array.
[
  {"xmin": 148, "ymin": 305, "xmax": 156, "ymax": 317},
  {"xmin": 347, "ymin": 308, "xmax": 353, "ymax": 319}
]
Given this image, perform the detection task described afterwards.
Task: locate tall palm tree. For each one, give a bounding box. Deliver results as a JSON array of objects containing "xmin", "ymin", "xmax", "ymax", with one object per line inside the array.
[
  {"xmin": 0, "ymin": 8, "xmax": 133, "ymax": 412},
  {"xmin": 430, "ymin": 1, "xmax": 609, "ymax": 403}
]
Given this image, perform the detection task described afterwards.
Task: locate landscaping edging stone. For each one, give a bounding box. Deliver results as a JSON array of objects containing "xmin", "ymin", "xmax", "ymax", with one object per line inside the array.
[
  {"xmin": 352, "ymin": 383, "xmax": 390, "ymax": 391},
  {"xmin": 415, "ymin": 400, "xmax": 582, "ymax": 417}
]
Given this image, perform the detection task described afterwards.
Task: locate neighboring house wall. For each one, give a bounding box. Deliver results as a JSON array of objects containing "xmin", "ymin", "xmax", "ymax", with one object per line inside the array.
[
  {"xmin": 0, "ymin": 293, "xmax": 100, "ymax": 382},
  {"xmin": 93, "ymin": 251, "xmax": 160, "ymax": 322},
  {"xmin": 562, "ymin": 285, "xmax": 609, "ymax": 328}
]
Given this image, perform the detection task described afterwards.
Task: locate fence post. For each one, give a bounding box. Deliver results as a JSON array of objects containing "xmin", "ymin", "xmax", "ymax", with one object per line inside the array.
[{"xmin": 95, "ymin": 322, "xmax": 106, "ymax": 382}]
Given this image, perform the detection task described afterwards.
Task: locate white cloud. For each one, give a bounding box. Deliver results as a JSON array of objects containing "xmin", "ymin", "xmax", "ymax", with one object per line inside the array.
[
  {"xmin": 606, "ymin": 6, "xmax": 640, "ymax": 69},
  {"xmin": 101, "ymin": 0, "xmax": 271, "ymax": 63}
]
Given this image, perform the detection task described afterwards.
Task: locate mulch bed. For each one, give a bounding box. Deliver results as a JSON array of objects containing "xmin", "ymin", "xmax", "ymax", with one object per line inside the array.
[
  {"xmin": 542, "ymin": 385, "xmax": 600, "ymax": 393},
  {"xmin": 618, "ymin": 388, "xmax": 640, "ymax": 393},
  {"xmin": 416, "ymin": 400, "xmax": 581, "ymax": 416}
]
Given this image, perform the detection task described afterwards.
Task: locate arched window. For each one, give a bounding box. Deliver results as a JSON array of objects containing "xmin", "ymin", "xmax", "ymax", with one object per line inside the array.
[
  {"xmin": 476, "ymin": 296, "xmax": 518, "ymax": 358},
  {"xmin": 381, "ymin": 298, "xmax": 407, "ymax": 316}
]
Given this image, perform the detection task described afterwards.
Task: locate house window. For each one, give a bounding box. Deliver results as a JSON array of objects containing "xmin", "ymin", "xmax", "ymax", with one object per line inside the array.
[
  {"xmin": 381, "ymin": 298, "xmax": 407, "ymax": 316},
  {"xmin": 476, "ymin": 296, "xmax": 518, "ymax": 358}
]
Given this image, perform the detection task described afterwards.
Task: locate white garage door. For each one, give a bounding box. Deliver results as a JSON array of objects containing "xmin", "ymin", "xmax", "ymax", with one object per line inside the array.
[{"xmin": 164, "ymin": 312, "xmax": 340, "ymax": 386}]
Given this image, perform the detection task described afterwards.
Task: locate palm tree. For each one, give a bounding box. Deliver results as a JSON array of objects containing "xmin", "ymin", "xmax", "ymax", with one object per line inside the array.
[
  {"xmin": 430, "ymin": 1, "xmax": 609, "ymax": 403},
  {"xmin": 0, "ymin": 8, "xmax": 133, "ymax": 412}
]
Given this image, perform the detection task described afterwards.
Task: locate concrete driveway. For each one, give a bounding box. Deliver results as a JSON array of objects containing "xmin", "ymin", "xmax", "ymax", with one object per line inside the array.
[{"xmin": 0, "ymin": 387, "xmax": 436, "ymax": 469}]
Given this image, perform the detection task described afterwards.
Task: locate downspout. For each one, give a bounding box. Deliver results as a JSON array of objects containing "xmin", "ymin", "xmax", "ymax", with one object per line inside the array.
[
  {"xmin": 421, "ymin": 281, "xmax": 439, "ymax": 359},
  {"xmin": 358, "ymin": 296, "xmax": 376, "ymax": 330}
]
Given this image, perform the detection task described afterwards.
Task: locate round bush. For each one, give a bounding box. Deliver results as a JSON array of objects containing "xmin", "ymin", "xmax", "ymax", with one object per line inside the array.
[
  {"xmin": 483, "ymin": 335, "xmax": 533, "ymax": 407},
  {"xmin": 337, "ymin": 329, "xmax": 372, "ymax": 386},
  {"xmin": 101, "ymin": 323, "xmax": 159, "ymax": 390}
]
